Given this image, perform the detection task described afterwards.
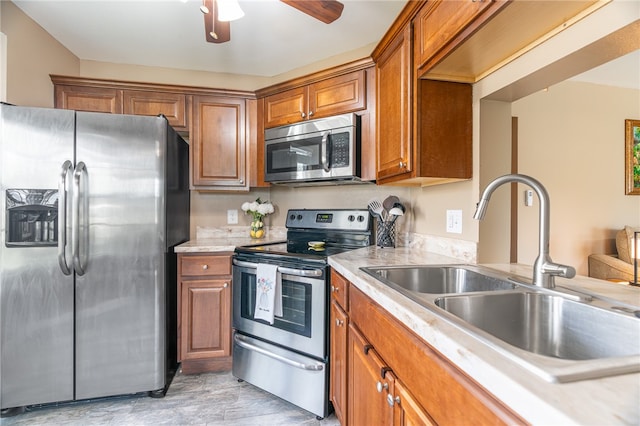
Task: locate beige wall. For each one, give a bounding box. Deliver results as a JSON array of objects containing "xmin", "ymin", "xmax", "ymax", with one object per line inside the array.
[
  {"xmin": 477, "ymin": 100, "xmax": 513, "ymax": 263},
  {"xmin": 1, "ymin": 1, "xmax": 79, "ymax": 107},
  {"xmin": 512, "ymin": 81, "xmax": 640, "ymax": 275}
]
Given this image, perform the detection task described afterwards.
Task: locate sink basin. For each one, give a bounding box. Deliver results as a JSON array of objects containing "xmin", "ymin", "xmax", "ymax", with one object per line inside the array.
[
  {"xmin": 435, "ymin": 292, "xmax": 640, "ymax": 360},
  {"xmin": 360, "ymin": 265, "xmax": 516, "ymax": 294},
  {"xmin": 360, "ymin": 263, "xmax": 640, "ymax": 382}
]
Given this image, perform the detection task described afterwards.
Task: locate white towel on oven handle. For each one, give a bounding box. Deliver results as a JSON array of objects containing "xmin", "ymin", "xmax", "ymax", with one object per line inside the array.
[{"xmin": 254, "ymin": 263, "xmax": 283, "ymax": 324}]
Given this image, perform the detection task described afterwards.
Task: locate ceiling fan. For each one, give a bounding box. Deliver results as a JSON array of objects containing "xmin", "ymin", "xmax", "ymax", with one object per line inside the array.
[{"xmin": 201, "ymin": 0, "xmax": 344, "ymax": 44}]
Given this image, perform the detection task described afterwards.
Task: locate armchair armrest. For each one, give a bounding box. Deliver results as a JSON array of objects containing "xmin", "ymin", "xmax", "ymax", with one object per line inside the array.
[{"xmin": 588, "ymin": 254, "xmax": 635, "ymax": 282}]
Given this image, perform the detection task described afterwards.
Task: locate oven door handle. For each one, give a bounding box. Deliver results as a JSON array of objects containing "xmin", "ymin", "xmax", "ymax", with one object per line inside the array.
[
  {"xmin": 234, "ymin": 334, "xmax": 324, "ymax": 371},
  {"xmin": 233, "ymin": 259, "xmax": 323, "ymax": 277}
]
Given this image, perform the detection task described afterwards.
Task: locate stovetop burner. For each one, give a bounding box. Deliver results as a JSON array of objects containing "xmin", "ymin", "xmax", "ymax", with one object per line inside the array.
[{"xmin": 235, "ymin": 209, "xmax": 373, "ymax": 263}]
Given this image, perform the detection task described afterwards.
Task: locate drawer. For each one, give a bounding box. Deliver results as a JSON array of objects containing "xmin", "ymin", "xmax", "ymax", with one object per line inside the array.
[
  {"xmin": 330, "ymin": 269, "xmax": 349, "ymax": 309},
  {"xmin": 180, "ymin": 254, "xmax": 231, "ymax": 276}
]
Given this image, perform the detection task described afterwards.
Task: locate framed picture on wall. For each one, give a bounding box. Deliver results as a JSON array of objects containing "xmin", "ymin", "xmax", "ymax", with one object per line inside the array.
[{"xmin": 625, "ymin": 119, "xmax": 640, "ymax": 195}]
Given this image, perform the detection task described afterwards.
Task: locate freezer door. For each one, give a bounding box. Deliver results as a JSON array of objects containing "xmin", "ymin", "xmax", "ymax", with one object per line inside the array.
[
  {"xmin": 0, "ymin": 105, "xmax": 75, "ymax": 409},
  {"xmin": 74, "ymin": 112, "xmax": 167, "ymax": 399}
]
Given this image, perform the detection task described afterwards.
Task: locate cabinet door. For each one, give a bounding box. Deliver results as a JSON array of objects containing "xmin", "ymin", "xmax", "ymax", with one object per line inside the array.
[
  {"xmin": 394, "ymin": 380, "xmax": 436, "ymax": 426},
  {"xmin": 180, "ymin": 278, "xmax": 231, "ymax": 361},
  {"xmin": 55, "ymin": 85, "xmax": 123, "ymax": 114},
  {"xmin": 123, "ymin": 90, "xmax": 187, "ymax": 130},
  {"xmin": 263, "ymin": 87, "xmax": 307, "ymax": 128},
  {"xmin": 414, "ymin": 0, "xmax": 493, "ymax": 71},
  {"xmin": 308, "ymin": 70, "xmax": 366, "ymax": 120},
  {"xmin": 191, "ymin": 95, "xmax": 248, "ymax": 190},
  {"xmin": 376, "ymin": 25, "xmax": 413, "ymax": 182},
  {"xmin": 330, "ymin": 300, "xmax": 349, "ymax": 424},
  {"xmin": 349, "ymin": 325, "xmax": 394, "ymax": 426}
]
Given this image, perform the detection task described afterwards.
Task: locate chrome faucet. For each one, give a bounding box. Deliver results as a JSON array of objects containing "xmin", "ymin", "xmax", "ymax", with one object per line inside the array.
[{"xmin": 474, "ymin": 174, "xmax": 576, "ymax": 288}]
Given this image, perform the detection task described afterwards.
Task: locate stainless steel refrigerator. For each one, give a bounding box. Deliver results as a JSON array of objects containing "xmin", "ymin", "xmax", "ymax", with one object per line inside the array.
[{"xmin": 0, "ymin": 104, "xmax": 189, "ymax": 414}]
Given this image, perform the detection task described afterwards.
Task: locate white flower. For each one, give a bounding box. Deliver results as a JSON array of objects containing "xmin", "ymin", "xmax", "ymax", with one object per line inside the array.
[
  {"xmin": 241, "ymin": 198, "xmax": 275, "ymax": 219},
  {"xmin": 257, "ymin": 203, "xmax": 274, "ymax": 215}
]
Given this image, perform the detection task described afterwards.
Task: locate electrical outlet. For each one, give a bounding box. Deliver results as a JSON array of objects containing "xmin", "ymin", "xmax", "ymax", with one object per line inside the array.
[
  {"xmin": 227, "ymin": 209, "xmax": 238, "ymax": 224},
  {"xmin": 446, "ymin": 210, "xmax": 462, "ymax": 234}
]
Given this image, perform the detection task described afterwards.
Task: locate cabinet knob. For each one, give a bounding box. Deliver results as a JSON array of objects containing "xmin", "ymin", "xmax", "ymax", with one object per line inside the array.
[
  {"xmin": 376, "ymin": 381, "xmax": 388, "ymax": 393},
  {"xmin": 301, "ymin": 112, "xmax": 306, "ymax": 118},
  {"xmin": 335, "ymin": 319, "xmax": 344, "ymax": 327},
  {"xmin": 202, "ymin": 264, "xmax": 208, "ymax": 270},
  {"xmin": 239, "ymin": 179, "xmax": 244, "ymax": 184},
  {"xmin": 308, "ymin": 111, "xmax": 314, "ymax": 117},
  {"xmin": 331, "ymin": 285, "xmax": 339, "ymax": 293},
  {"xmin": 223, "ymin": 282, "xmax": 229, "ymax": 288},
  {"xmin": 399, "ymin": 161, "xmax": 406, "ymax": 169},
  {"xmin": 387, "ymin": 394, "xmax": 396, "ymax": 407}
]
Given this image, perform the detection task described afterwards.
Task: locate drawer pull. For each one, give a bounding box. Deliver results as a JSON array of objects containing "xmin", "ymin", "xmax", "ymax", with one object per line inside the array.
[
  {"xmin": 376, "ymin": 381, "xmax": 388, "ymax": 393},
  {"xmin": 202, "ymin": 264, "xmax": 208, "ymax": 270},
  {"xmin": 335, "ymin": 319, "xmax": 344, "ymax": 327},
  {"xmin": 223, "ymin": 282, "xmax": 229, "ymax": 288}
]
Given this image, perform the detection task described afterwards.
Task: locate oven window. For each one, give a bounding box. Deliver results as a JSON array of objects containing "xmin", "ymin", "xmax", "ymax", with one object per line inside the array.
[
  {"xmin": 239, "ymin": 273, "xmax": 312, "ymax": 338},
  {"xmin": 267, "ymin": 137, "xmax": 322, "ymax": 173}
]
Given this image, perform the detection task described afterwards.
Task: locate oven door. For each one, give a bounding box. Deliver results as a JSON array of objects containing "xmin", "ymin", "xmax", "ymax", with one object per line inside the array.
[{"xmin": 232, "ymin": 258, "xmax": 327, "ymax": 359}]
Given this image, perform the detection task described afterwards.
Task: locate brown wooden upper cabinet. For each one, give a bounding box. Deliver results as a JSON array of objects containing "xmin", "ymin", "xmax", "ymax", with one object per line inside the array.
[
  {"xmin": 413, "ymin": 0, "xmax": 494, "ymax": 73},
  {"xmin": 54, "ymin": 84, "xmax": 123, "ymax": 115},
  {"xmin": 263, "ymin": 70, "xmax": 366, "ymax": 128},
  {"xmin": 52, "ymin": 78, "xmax": 188, "ymax": 132},
  {"xmin": 375, "ymin": 25, "xmax": 413, "ymax": 182},
  {"xmin": 190, "ymin": 95, "xmax": 249, "ymax": 191},
  {"xmin": 372, "ymin": 0, "xmax": 472, "ymax": 186},
  {"xmin": 123, "ymin": 90, "xmax": 187, "ymax": 130}
]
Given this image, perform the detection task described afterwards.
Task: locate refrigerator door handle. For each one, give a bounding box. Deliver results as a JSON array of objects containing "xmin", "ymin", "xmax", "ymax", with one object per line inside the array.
[
  {"xmin": 58, "ymin": 161, "xmax": 73, "ymax": 275},
  {"xmin": 72, "ymin": 162, "xmax": 89, "ymax": 276}
]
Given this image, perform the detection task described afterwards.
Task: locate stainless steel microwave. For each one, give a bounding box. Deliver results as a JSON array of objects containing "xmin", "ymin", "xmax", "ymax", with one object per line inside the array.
[{"xmin": 264, "ymin": 113, "xmax": 361, "ymax": 185}]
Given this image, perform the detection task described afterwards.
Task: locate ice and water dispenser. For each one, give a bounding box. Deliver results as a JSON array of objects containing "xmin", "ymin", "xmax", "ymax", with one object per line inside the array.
[{"xmin": 6, "ymin": 189, "xmax": 58, "ymax": 246}]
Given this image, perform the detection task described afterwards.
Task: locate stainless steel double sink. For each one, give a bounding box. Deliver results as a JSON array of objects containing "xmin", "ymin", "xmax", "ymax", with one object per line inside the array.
[{"xmin": 360, "ymin": 264, "xmax": 640, "ymax": 383}]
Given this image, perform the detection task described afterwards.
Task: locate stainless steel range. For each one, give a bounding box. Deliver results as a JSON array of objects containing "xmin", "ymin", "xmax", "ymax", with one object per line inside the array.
[{"xmin": 232, "ymin": 209, "xmax": 372, "ymax": 419}]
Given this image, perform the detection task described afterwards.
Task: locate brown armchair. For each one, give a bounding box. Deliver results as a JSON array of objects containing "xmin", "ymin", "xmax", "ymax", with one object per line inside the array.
[{"xmin": 588, "ymin": 226, "xmax": 638, "ymax": 283}]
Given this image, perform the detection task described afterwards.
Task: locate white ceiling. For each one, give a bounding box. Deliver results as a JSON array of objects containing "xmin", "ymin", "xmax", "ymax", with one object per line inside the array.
[{"xmin": 13, "ymin": 0, "xmax": 408, "ymax": 77}]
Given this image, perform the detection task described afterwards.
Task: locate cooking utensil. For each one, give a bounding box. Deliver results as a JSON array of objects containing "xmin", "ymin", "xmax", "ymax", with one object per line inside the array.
[
  {"xmin": 388, "ymin": 207, "xmax": 404, "ymax": 217},
  {"xmin": 383, "ymin": 195, "xmax": 399, "ymax": 212},
  {"xmin": 368, "ymin": 198, "xmax": 385, "ymax": 220}
]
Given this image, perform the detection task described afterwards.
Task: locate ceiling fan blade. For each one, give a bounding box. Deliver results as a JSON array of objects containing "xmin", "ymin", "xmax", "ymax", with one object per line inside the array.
[
  {"xmin": 280, "ymin": 0, "xmax": 344, "ymax": 24},
  {"xmin": 203, "ymin": 0, "xmax": 230, "ymax": 43}
]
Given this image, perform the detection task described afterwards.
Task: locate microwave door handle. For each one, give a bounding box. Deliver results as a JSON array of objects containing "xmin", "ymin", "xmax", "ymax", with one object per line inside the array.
[{"xmin": 321, "ymin": 132, "xmax": 331, "ymax": 173}]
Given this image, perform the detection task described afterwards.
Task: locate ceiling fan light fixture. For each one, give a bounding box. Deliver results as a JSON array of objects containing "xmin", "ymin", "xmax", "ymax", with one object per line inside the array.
[{"xmin": 217, "ymin": 0, "xmax": 244, "ymax": 22}]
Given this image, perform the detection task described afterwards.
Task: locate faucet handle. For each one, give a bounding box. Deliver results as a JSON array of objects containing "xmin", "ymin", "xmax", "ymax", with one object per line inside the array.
[{"xmin": 543, "ymin": 262, "xmax": 576, "ymax": 279}]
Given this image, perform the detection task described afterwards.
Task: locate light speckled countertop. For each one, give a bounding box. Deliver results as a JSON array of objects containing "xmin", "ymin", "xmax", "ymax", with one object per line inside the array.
[
  {"xmin": 328, "ymin": 246, "xmax": 640, "ymax": 426},
  {"xmin": 174, "ymin": 236, "xmax": 285, "ymax": 253}
]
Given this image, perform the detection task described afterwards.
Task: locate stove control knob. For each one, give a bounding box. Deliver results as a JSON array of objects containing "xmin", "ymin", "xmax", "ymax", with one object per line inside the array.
[
  {"xmin": 357, "ymin": 215, "xmax": 365, "ymax": 222},
  {"xmin": 297, "ymin": 214, "xmax": 303, "ymax": 221},
  {"xmin": 348, "ymin": 215, "xmax": 355, "ymax": 222},
  {"xmin": 289, "ymin": 214, "xmax": 296, "ymax": 221}
]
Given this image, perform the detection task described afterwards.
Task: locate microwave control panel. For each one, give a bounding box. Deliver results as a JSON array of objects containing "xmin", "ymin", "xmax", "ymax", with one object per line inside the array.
[{"xmin": 331, "ymin": 132, "xmax": 350, "ymax": 167}]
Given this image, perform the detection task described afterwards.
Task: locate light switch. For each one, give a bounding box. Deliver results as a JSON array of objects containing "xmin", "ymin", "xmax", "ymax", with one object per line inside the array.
[
  {"xmin": 524, "ymin": 189, "xmax": 534, "ymax": 207},
  {"xmin": 446, "ymin": 210, "xmax": 462, "ymax": 234},
  {"xmin": 227, "ymin": 209, "xmax": 238, "ymax": 224}
]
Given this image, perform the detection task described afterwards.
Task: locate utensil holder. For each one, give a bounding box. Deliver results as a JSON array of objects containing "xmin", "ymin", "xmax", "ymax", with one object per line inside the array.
[{"xmin": 376, "ymin": 218, "xmax": 396, "ymax": 248}]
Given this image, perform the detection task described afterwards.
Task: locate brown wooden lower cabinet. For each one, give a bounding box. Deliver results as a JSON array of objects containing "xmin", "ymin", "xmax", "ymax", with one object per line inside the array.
[
  {"xmin": 177, "ymin": 253, "xmax": 233, "ymax": 374},
  {"xmin": 330, "ymin": 299, "xmax": 348, "ymax": 423},
  {"xmin": 330, "ymin": 270, "xmax": 526, "ymax": 425}
]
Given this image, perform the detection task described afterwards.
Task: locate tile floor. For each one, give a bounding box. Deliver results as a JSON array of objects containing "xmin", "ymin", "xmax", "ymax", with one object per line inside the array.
[{"xmin": 0, "ymin": 370, "xmax": 340, "ymax": 425}]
